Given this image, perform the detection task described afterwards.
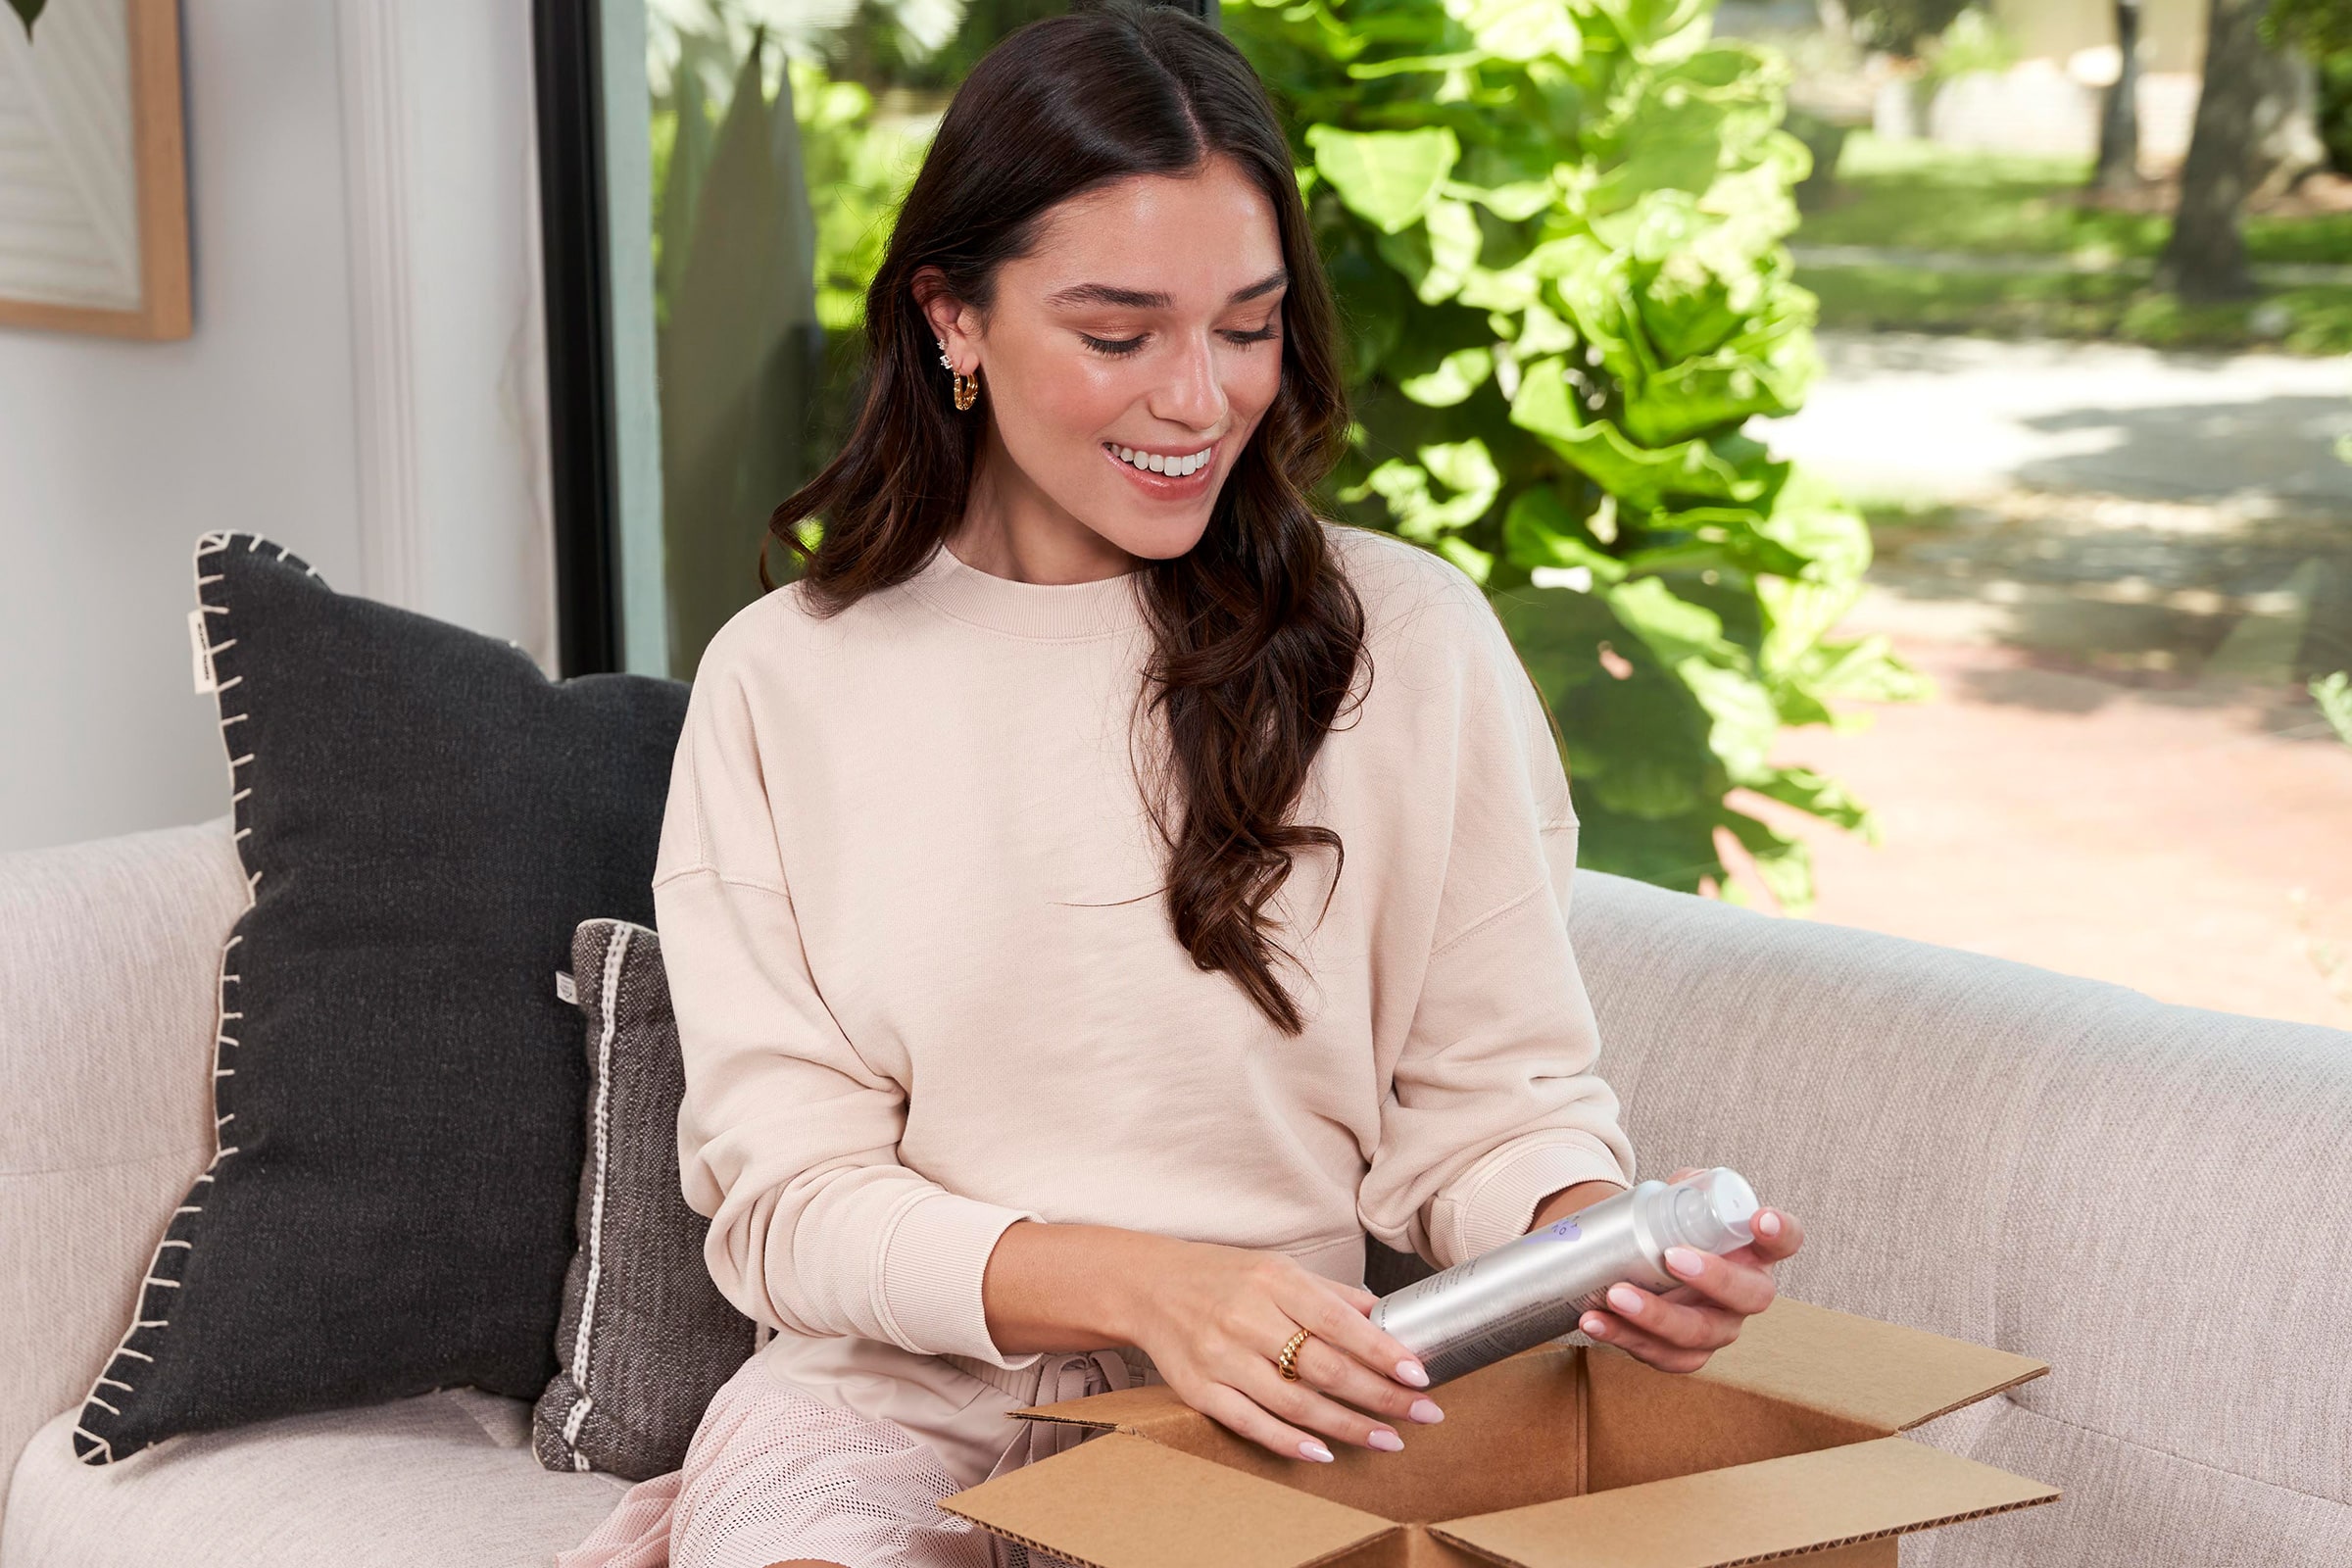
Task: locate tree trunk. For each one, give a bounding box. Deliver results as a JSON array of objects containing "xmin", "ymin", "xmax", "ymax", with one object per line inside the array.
[
  {"xmin": 2158, "ymin": 0, "xmax": 2270, "ymax": 301},
  {"xmin": 2092, "ymin": 0, "xmax": 2144, "ymax": 191}
]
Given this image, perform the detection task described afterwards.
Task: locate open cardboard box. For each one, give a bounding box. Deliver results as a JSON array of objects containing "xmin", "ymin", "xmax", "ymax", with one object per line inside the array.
[{"xmin": 939, "ymin": 1295, "xmax": 2059, "ymax": 1568}]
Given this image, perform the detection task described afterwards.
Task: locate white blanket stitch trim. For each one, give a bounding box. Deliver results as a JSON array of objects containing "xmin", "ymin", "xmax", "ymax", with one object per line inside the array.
[{"xmin": 72, "ymin": 531, "xmax": 319, "ymax": 1465}]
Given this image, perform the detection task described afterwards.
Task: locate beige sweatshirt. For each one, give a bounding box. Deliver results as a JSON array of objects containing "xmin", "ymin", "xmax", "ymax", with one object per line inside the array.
[{"xmin": 650, "ymin": 519, "xmax": 1638, "ymax": 1485}]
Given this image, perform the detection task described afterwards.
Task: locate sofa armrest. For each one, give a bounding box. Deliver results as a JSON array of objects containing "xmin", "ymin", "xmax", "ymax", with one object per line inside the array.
[
  {"xmin": 0, "ymin": 814, "xmax": 247, "ymax": 1523},
  {"xmin": 1568, "ymin": 868, "xmax": 2352, "ymax": 1511}
]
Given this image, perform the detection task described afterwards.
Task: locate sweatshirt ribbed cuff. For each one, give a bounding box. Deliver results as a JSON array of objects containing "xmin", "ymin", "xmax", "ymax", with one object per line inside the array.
[
  {"xmin": 876, "ymin": 1189, "xmax": 1050, "ymax": 1370},
  {"xmin": 1430, "ymin": 1132, "xmax": 1633, "ymax": 1268}
]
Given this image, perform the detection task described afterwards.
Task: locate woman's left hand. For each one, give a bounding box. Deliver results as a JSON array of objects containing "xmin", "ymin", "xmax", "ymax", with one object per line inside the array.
[{"xmin": 1576, "ymin": 1166, "xmax": 1805, "ymax": 1374}]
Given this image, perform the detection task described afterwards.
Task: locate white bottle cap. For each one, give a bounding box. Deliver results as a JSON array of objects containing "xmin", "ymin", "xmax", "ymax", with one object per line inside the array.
[{"xmin": 1667, "ymin": 1167, "xmax": 1759, "ymax": 1253}]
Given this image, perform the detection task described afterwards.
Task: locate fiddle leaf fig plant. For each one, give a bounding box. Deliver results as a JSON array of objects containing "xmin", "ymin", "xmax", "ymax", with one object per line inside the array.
[
  {"xmin": 1226, "ymin": 0, "xmax": 1931, "ymax": 909},
  {"xmin": 9, "ymin": 0, "xmax": 46, "ymax": 40}
]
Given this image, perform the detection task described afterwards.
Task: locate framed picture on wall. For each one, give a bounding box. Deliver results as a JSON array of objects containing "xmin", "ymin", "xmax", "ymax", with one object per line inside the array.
[{"xmin": 0, "ymin": 0, "xmax": 190, "ymax": 340}]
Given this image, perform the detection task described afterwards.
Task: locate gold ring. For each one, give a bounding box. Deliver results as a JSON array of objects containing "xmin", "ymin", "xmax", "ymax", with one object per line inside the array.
[{"xmin": 1276, "ymin": 1327, "xmax": 1311, "ymax": 1381}]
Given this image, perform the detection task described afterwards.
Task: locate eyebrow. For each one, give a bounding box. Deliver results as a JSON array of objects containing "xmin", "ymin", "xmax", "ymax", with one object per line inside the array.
[{"xmin": 1044, "ymin": 269, "xmax": 1289, "ymax": 312}]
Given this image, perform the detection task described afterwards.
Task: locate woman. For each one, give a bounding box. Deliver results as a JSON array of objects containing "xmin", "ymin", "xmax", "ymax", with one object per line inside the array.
[{"xmin": 561, "ymin": 5, "xmax": 1806, "ymax": 1566}]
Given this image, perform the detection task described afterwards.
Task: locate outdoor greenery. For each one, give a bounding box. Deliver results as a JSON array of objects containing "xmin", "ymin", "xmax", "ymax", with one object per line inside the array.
[
  {"xmin": 649, "ymin": 0, "xmax": 1927, "ymax": 907},
  {"xmin": 1795, "ymin": 133, "xmax": 2352, "ymax": 355},
  {"xmin": 1222, "ymin": 0, "xmax": 1927, "ymax": 906},
  {"xmin": 1799, "ymin": 134, "xmax": 2352, "ymax": 264},
  {"xmin": 1804, "ymin": 264, "xmax": 2352, "ymax": 354}
]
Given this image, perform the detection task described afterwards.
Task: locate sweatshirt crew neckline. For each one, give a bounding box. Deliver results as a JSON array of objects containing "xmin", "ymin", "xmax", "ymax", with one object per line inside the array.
[{"xmin": 906, "ymin": 538, "xmax": 1150, "ymax": 642}]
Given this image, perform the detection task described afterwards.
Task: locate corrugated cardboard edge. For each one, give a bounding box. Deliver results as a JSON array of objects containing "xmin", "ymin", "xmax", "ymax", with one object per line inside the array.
[
  {"xmin": 1009, "ymin": 1382, "xmax": 1209, "ymax": 1444},
  {"xmin": 1429, "ymin": 1433, "xmax": 2061, "ymax": 1568},
  {"xmin": 1011, "ymin": 1382, "xmax": 1179, "ymax": 1426},
  {"xmin": 1685, "ymin": 1296, "xmax": 2050, "ymax": 1435},
  {"xmin": 939, "ymin": 1430, "xmax": 1398, "ymax": 1568}
]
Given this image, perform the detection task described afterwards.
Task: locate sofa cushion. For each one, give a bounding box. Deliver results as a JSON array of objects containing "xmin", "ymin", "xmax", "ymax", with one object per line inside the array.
[
  {"xmin": 69, "ymin": 530, "xmax": 689, "ymax": 1465},
  {"xmin": 3, "ymin": 1393, "xmax": 629, "ymax": 1566},
  {"xmin": 533, "ymin": 918, "xmax": 760, "ymax": 1481}
]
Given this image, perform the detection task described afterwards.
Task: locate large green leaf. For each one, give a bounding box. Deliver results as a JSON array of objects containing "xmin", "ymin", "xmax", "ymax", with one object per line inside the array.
[
  {"xmin": 1509, "ymin": 357, "xmax": 1768, "ymax": 508},
  {"xmin": 1375, "ymin": 195, "xmax": 1482, "ymax": 303},
  {"xmin": 1361, "ymin": 439, "xmax": 1501, "ymax": 544},
  {"xmin": 1503, "ymin": 488, "xmax": 1629, "ymax": 582},
  {"xmin": 1718, "ymin": 805, "xmax": 1814, "ymax": 913},
  {"xmin": 1306, "ymin": 124, "xmax": 1461, "ymax": 233},
  {"xmin": 1451, "ymin": 0, "xmax": 1582, "ymax": 63},
  {"xmin": 1398, "ymin": 346, "xmax": 1494, "ymax": 406},
  {"xmin": 8, "ymin": 0, "xmax": 44, "ymax": 36}
]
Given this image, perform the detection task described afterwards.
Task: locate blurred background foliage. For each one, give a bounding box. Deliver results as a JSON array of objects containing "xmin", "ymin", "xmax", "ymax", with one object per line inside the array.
[
  {"xmin": 647, "ymin": 0, "xmax": 1926, "ymax": 907},
  {"xmin": 1225, "ymin": 0, "xmax": 1928, "ymax": 906}
]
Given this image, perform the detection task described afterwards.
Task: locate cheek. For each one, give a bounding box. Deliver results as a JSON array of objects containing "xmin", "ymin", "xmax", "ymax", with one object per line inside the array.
[
  {"xmin": 994, "ymin": 352, "xmax": 1134, "ymax": 459},
  {"xmin": 1230, "ymin": 351, "xmax": 1284, "ymax": 431}
]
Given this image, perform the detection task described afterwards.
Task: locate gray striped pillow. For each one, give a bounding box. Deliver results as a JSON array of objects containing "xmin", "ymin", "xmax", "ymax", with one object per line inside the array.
[{"xmin": 533, "ymin": 917, "xmax": 763, "ymax": 1480}]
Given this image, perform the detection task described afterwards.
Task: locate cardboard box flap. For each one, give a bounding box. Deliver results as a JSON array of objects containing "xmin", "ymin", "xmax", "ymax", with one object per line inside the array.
[
  {"xmin": 1431, "ymin": 1434, "xmax": 2058, "ymax": 1568},
  {"xmin": 1689, "ymin": 1296, "xmax": 2049, "ymax": 1433},
  {"xmin": 940, "ymin": 1430, "xmax": 1396, "ymax": 1568},
  {"xmin": 1011, "ymin": 1381, "xmax": 1211, "ymax": 1444}
]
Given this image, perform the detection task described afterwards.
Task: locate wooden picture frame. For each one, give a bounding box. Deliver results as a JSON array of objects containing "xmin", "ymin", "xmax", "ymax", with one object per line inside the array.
[{"xmin": 0, "ymin": 0, "xmax": 191, "ymax": 339}]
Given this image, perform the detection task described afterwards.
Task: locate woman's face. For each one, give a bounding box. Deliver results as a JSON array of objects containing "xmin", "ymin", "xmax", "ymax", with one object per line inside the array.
[{"xmin": 922, "ymin": 153, "xmax": 1289, "ymax": 566}]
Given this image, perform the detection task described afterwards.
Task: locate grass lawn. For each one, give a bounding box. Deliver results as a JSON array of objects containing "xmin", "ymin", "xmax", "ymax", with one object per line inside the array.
[
  {"xmin": 1797, "ymin": 132, "xmax": 2352, "ymax": 266},
  {"xmin": 1792, "ymin": 134, "xmax": 2352, "ymax": 353},
  {"xmin": 1802, "ymin": 265, "xmax": 2352, "ymax": 354}
]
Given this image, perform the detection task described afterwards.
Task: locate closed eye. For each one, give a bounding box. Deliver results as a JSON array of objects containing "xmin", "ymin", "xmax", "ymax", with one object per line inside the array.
[{"xmin": 1080, "ymin": 324, "xmax": 1279, "ymax": 357}]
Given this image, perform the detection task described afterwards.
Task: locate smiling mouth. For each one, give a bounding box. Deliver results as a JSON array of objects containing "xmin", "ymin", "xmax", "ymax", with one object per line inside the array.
[{"xmin": 1103, "ymin": 442, "xmax": 1213, "ymax": 477}]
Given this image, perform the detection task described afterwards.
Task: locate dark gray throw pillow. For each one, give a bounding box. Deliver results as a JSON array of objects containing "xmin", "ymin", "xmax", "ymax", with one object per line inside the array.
[
  {"xmin": 72, "ymin": 530, "xmax": 689, "ymax": 1464},
  {"xmin": 535, "ymin": 917, "xmax": 761, "ymax": 1479}
]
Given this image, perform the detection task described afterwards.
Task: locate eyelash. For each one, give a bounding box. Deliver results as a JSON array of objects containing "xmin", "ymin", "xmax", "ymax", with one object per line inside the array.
[{"xmin": 1079, "ymin": 324, "xmax": 1281, "ymax": 358}]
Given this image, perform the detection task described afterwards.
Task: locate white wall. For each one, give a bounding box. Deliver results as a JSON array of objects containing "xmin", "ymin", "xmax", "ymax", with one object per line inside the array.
[{"xmin": 0, "ymin": 0, "xmax": 555, "ymax": 856}]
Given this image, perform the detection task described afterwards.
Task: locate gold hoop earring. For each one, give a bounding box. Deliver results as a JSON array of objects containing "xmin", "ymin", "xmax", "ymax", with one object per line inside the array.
[{"xmin": 936, "ymin": 339, "xmax": 979, "ymax": 412}]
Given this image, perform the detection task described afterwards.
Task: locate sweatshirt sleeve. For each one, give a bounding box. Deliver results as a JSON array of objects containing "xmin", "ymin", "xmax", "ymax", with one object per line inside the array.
[
  {"xmin": 653, "ymin": 640, "xmax": 1049, "ymax": 1369},
  {"xmin": 1355, "ymin": 566, "xmax": 1639, "ymax": 1271}
]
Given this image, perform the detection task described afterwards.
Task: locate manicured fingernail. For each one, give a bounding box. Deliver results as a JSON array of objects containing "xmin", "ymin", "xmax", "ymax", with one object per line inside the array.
[
  {"xmin": 1582, "ymin": 1313, "xmax": 1609, "ymax": 1336},
  {"xmin": 1408, "ymin": 1398, "xmax": 1444, "ymax": 1423},
  {"xmin": 1396, "ymin": 1359, "xmax": 1429, "ymax": 1387},
  {"xmin": 1300, "ymin": 1439, "xmax": 1335, "ymax": 1462},
  {"xmin": 1665, "ymin": 1246, "xmax": 1703, "ymax": 1276},
  {"xmin": 1607, "ymin": 1284, "xmax": 1643, "ymax": 1313},
  {"xmin": 1758, "ymin": 1211, "xmax": 1783, "ymax": 1237},
  {"xmin": 1367, "ymin": 1429, "xmax": 1404, "ymax": 1451}
]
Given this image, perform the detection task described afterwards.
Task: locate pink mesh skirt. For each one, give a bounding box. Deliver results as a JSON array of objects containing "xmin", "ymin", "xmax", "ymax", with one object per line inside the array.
[{"xmin": 555, "ymin": 1344, "xmax": 1155, "ymax": 1568}]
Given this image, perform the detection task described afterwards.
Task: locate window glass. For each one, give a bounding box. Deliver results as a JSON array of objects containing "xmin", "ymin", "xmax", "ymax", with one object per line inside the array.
[{"xmin": 638, "ymin": 0, "xmax": 1061, "ymax": 679}]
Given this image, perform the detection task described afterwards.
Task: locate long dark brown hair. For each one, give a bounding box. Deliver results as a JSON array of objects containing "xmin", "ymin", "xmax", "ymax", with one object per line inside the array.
[{"xmin": 760, "ymin": 0, "xmax": 1366, "ymax": 1034}]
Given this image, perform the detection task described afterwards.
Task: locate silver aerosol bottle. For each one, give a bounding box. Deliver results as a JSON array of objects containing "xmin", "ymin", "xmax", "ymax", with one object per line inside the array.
[{"xmin": 1369, "ymin": 1167, "xmax": 1760, "ymax": 1387}]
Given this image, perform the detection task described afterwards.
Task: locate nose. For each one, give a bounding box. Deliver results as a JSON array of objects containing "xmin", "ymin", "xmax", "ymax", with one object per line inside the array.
[{"xmin": 1148, "ymin": 329, "xmax": 1226, "ymax": 433}]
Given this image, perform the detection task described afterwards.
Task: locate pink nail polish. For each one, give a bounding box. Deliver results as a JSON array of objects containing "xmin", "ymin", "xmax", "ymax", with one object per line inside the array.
[
  {"xmin": 1367, "ymin": 1429, "xmax": 1404, "ymax": 1451},
  {"xmin": 1758, "ymin": 1211, "xmax": 1783, "ymax": 1237},
  {"xmin": 1299, "ymin": 1439, "xmax": 1335, "ymax": 1462},
  {"xmin": 1396, "ymin": 1359, "xmax": 1429, "ymax": 1388},
  {"xmin": 1408, "ymin": 1398, "xmax": 1444, "ymax": 1424}
]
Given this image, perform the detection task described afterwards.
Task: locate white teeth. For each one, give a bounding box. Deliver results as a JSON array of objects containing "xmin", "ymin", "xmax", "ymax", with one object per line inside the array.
[{"xmin": 1109, "ymin": 444, "xmax": 1211, "ymax": 476}]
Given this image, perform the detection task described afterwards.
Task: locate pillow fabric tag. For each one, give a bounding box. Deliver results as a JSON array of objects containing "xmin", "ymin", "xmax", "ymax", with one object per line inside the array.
[{"xmin": 188, "ymin": 606, "xmax": 220, "ymax": 694}]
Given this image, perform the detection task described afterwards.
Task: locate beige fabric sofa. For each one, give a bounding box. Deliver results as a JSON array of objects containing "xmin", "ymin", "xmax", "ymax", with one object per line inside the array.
[{"xmin": 3, "ymin": 813, "xmax": 2347, "ymax": 1565}]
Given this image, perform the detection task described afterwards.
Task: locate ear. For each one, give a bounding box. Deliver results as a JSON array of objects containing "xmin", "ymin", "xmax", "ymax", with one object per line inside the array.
[{"xmin": 911, "ymin": 267, "xmax": 981, "ymax": 372}]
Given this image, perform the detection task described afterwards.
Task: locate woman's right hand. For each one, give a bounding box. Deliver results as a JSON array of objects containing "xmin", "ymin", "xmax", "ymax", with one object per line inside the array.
[{"xmin": 1114, "ymin": 1238, "xmax": 1446, "ymax": 1464}]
